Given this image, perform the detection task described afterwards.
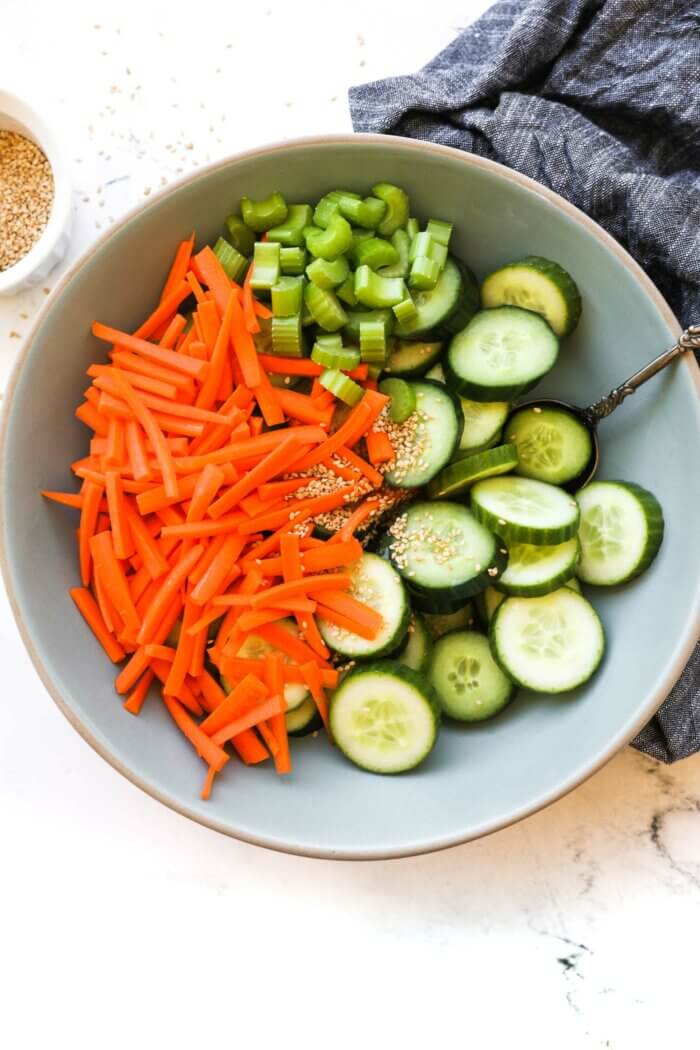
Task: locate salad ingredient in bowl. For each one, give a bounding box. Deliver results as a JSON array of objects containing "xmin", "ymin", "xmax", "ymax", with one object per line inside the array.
[{"xmin": 41, "ymin": 181, "xmax": 664, "ymax": 799}]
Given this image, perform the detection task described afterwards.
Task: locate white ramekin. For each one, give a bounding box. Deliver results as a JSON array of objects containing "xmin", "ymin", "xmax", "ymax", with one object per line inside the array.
[{"xmin": 0, "ymin": 89, "xmax": 72, "ymax": 296}]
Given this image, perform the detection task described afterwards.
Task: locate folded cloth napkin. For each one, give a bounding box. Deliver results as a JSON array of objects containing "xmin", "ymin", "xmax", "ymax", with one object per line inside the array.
[{"xmin": 350, "ymin": 0, "xmax": 700, "ymax": 761}]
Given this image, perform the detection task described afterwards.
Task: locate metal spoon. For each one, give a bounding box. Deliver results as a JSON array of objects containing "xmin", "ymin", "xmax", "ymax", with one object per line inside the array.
[{"xmin": 507, "ymin": 324, "xmax": 700, "ymax": 490}]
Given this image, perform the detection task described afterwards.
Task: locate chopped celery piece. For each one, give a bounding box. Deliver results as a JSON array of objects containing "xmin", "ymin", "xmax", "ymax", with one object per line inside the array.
[
  {"xmin": 250, "ymin": 241, "xmax": 281, "ymax": 291},
  {"xmin": 344, "ymin": 308, "xmax": 395, "ymax": 342},
  {"xmin": 409, "ymin": 231, "xmax": 434, "ymax": 263},
  {"xmin": 314, "ymin": 190, "xmax": 358, "ymax": 228},
  {"xmin": 320, "ymin": 368, "xmax": 364, "ymax": 406},
  {"xmin": 409, "ymin": 255, "xmax": 440, "ymax": 291},
  {"xmin": 367, "ymin": 364, "xmax": 383, "ymax": 379},
  {"xmin": 241, "ymin": 192, "xmax": 288, "ymax": 233},
  {"xmin": 353, "ymin": 237, "xmax": 400, "ymax": 271},
  {"xmin": 301, "ymin": 301, "xmax": 315, "ymax": 326},
  {"xmin": 312, "ymin": 336, "xmax": 360, "ymax": 370},
  {"xmin": 405, "ymin": 217, "xmax": 420, "ymax": 241},
  {"xmin": 351, "ymin": 227, "xmax": 373, "ymax": 251},
  {"xmin": 429, "ymin": 240, "xmax": 448, "ymax": 270},
  {"xmin": 360, "ymin": 320, "xmax": 387, "ymax": 362},
  {"xmin": 337, "ymin": 194, "xmax": 387, "ymax": 229},
  {"xmin": 354, "ymin": 265, "xmax": 406, "ymax": 308},
  {"xmin": 379, "ymin": 377, "xmax": 416, "ymax": 423},
  {"xmin": 393, "ymin": 296, "xmax": 419, "ymax": 324},
  {"xmin": 304, "ymin": 282, "xmax": 348, "ymax": 332},
  {"xmin": 306, "ymin": 255, "xmax": 350, "ymax": 290},
  {"xmin": 336, "ymin": 275, "xmax": 357, "ymax": 306},
  {"xmin": 379, "ymin": 229, "xmax": 410, "ymax": 278},
  {"xmin": 271, "ymin": 276, "xmax": 304, "ymax": 317},
  {"xmin": 426, "ymin": 219, "xmax": 453, "ymax": 247},
  {"xmin": 225, "ymin": 214, "xmax": 255, "ymax": 256},
  {"xmin": 266, "ymin": 204, "xmax": 314, "ymax": 247},
  {"xmin": 280, "ymin": 246, "xmax": 307, "ymax": 275},
  {"xmin": 271, "ymin": 314, "xmax": 304, "ymax": 356},
  {"xmin": 372, "ymin": 182, "xmax": 410, "ymax": 236},
  {"xmin": 304, "ymin": 213, "xmax": 353, "ymax": 261},
  {"xmin": 214, "ymin": 237, "xmax": 247, "ymax": 282}
]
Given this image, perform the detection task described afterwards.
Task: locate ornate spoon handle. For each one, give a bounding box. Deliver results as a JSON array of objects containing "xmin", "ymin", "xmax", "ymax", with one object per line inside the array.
[{"xmin": 582, "ymin": 325, "xmax": 700, "ymax": 427}]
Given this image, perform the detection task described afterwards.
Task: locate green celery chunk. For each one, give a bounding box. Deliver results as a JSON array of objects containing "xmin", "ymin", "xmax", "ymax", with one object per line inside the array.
[
  {"xmin": 304, "ymin": 282, "xmax": 348, "ymax": 331},
  {"xmin": 409, "ymin": 231, "xmax": 433, "ymax": 263},
  {"xmin": 306, "ymin": 255, "xmax": 350, "ymax": 290},
  {"xmin": 426, "ymin": 219, "xmax": 453, "ymax": 247},
  {"xmin": 241, "ymin": 192, "xmax": 288, "ymax": 233},
  {"xmin": 214, "ymin": 237, "xmax": 247, "ymax": 282},
  {"xmin": 225, "ymin": 214, "xmax": 255, "ymax": 256},
  {"xmin": 405, "ymin": 217, "xmax": 420, "ymax": 240},
  {"xmin": 354, "ymin": 264, "xmax": 406, "ymax": 308},
  {"xmin": 379, "ymin": 377, "xmax": 416, "ymax": 423},
  {"xmin": 337, "ymin": 194, "xmax": 387, "ymax": 229},
  {"xmin": 304, "ymin": 213, "xmax": 353, "ymax": 261},
  {"xmin": 344, "ymin": 308, "xmax": 395, "ymax": 343},
  {"xmin": 311, "ymin": 336, "xmax": 360, "ymax": 371},
  {"xmin": 360, "ymin": 320, "xmax": 387, "ymax": 362},
  {"xmin": 379, "ymin": 229, "xmax": 410, "ymax": 278},
  {"xmin": 250, "ymin": 241, "xmax": 281, "ymax": 291},
  {"xmin": 353, "ymin": 237, "xmax": 399, "ymax": 271},
  {"xmin": 271, "ymin": 314, "xmax": 304, "ymax": 356},
  {"xmin": 280, "ymin": 246, "xmax": 307, "ymax": 275},
  {"xmin": 409, "ymin": 255, "xmax": 440, "ymax": 290},
  {"xmin": 266, "ymin": 204, "xmax": 314, "ymax": 247},
  {"xmin": 320, "ymin": 368, "xmax": 364, "ymax": 406},
  {"xmin": 271, "ymin": 276, "xmax": 304, "ymax": 317},
  {"xmin": 393, "ymin": 296, "xmax": 418, "ymax": 324},
  {"xmin": 336, "ymin": 275, "xmax": 357, "ymax": 306},
  {"xmin": 372, "ymin": 182, "xmax": 410, "ymax": 236}
]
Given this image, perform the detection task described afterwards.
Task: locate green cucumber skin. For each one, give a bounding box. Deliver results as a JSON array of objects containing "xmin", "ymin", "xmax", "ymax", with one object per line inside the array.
[
  {"xmin": 383, "ymin": 341, "xmax": 444, "ymax": 378},
  {"xmin": 394, "ymin": 257, "xmax": 474, "ymax": 340},
  {"xmin": 494, "ymin": 540, "xmax": 581, "ymax": 597},
  {"xmin": 405, "ymin": 546, "xmax": 509, "ymax": 613},
  {"xmin": 470, "ymin": 486, "xmax": 580, "ymax": 547},
  {"xmin": 286, "ymin": 703, "xmax": 324, "ymax": 737},
  {"xmin": 429, "ymin": 629, "xmax": 516, "ymax": 722},
  {"xmin": 488, "ymin": 592, "xmax": 605, "ymax": 693},
  {"xmin": 576, "ymin": 480, "xmax": 664, "ymax": 585},
  {"xmin": 443, "ymin": 347, "xmax": 548, "ymax": 404},
  {"xmin": 427, "ymin": 443, "xmax": 519, "ymax": 500},
  {"xmin": 434, "ymin": 260, "xmax": 480, "ymax": 338},
  {"xmin": 329, "ymin": 661, "xmax": 441, "ymax": 774},
  {"xmin": 481, "ymin": 256, "xmax": 582, "ymax": 338},
  {"xmin": 392, "ymin": 612, "xmax": 433, "ymax": 674}
]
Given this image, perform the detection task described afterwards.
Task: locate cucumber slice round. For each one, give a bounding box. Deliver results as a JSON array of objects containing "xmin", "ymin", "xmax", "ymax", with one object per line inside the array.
[
  {"xmin": 383, "ymin": 500, "xmax": 507, "ymax": 611},
  {"xmin": 393, "ymin": 257, "xmax": 475, "ymax": 339},
  {"xmin": 481, "ymin": 256, "xmax": 582, "ymax": 337},
  {"xmin": 329, "ymin": 662, "xmax": 440, "ymax": 773},
  {"xmin": 382, "ymin": 379, "xmax": 463, "ymax": 488},
  {"xmin": 506, "ymin": 405, "xmax": 593, "ymax": 486},
  {"xmin": 445, "ymin": 306, "xmax": 559, "ymax": 402},
  {"xmin": 384, "ymin": 340, "xmax": 443, "ymax": 378},
  {"xmin": 495, "ymin": 537, "xmax": 580, "ymax": 597},
  {"xmin": 471, "ymin": 476, "xmax": 580, "ymax": 545},
  {"xmin": 424, "ymin": 602, "xmax": 476, "ymax": 638},
  {"xmin": 429, "ymin": 630, "xmax": 515, "ymax": 721},
  {"xmin": 490, "ymin": 589, "xmax": 605, "ymax": 693},
  {"xmin": 286, "ymin": 696, "xmax": 323, "ymax": 736},
  {"xmin": 393, "ymin": 612, "xmax": 433, "ymax": 673},
  {"xmin": 576, "ymin": 481, "xmax": 664, "ymax": 586},
  {"xmin": 317, "ymin": 552, "xmax": 409, "ymax": 659},
  {"xmin": 379, "ymin": 377, "xmax": 416, "ymax": 423},
  {"xmin": 427, "ymin": 362, "xmax": 510, "ymax": 454},
  {"xmin": 427, "ymin": 443, "xmax": 519, "ymax": 499},
  {"xmin": 475, "ymin": 586, "xmax": 505, "ymax": 626}
]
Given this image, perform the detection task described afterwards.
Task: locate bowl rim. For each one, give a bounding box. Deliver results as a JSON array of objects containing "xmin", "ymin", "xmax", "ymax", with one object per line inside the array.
[
  {"xmin": 0, "ymin": 89, "xmax": 72, "ymax": 294},
  {"xmin": 2, "ymin": 132, "xmax": 699, "ymax": 860}
]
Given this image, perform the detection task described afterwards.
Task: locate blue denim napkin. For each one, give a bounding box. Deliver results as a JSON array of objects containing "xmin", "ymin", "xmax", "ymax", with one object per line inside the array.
[{"xmin": 349, "ymin": 0, "xmax": 700, "ymax": 761}]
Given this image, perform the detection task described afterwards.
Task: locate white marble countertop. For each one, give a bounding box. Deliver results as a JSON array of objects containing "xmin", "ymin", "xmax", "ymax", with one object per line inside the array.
[{"xmin": 2, "ymin": 3, "xmax": 699, "ymax": 1047}]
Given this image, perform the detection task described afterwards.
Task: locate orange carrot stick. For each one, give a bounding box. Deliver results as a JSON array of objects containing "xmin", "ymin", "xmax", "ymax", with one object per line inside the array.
[
  {"xmin": 299, "ymin": 661, "xmax": 329, "ymax": 727},
  {"xmin": 187, "ymin": 463, "xmax": 225, "ymax": 522},
  {"xmin": 160, "ymin": 235, "xmax": 194, "ymax": 303},
  {"xmin": 315, "ymin": 603, "xmax": 376, "ymax": 641},
  {"xmin": 124, "ymin": 420, "xmax": 153, "ymax": 481},
  {"xmin": 158, "ymin": 313, "xmax": 188, "ymax": 349},
  {"xmin": 199, "ymin": 672, "xmax": 268, "ymax": 737},
  {"xmin": 211, "ymin": 696, "xmax": 286, "ymax": 747},
  {"xmin": 111, "ymin": 351, "xmax": 195, "ymax": 392},
  {"xmin": 338, "ymin": 445, "xmax": 383, "ymax": 488},
  {"xmin": 196, "ymin": 290, "xmax": 237, "ymax": 410},
  {"xmin": 90, "ymin": 531, "xmax": 140, "ymax": 631},
  {"xmin": 365, "ymin": 428, "xmax": 394, "ymax": 465},
  {"xmin": 132, "ymin": 279, "xmax": 192, "ymax": 341},
  {"xmin": 123, "ymin": 668, "xmax": 155, "ymax": 715},
  {"xmin": 315, "ymin": 588, "xmax": 382, "ymax": 634},
  {"xmin": 107, "ymin": 368, "xmax": 179, "ymax": 500},
  {"xmin": 105, "ymin": 471, "xmax": 135, "ymax": 560},
  {"xmin": 70, "ymin": 586, "xmax": 125, "ymax": 663},
  {"xmin": 159, "ymin": 515, "xmax": 244, "ymax": 540},
  {"xmin": 79, "ymin": 479, "xmax": 104, "ymax": 585},
  {"xmin": 165, "ymin": 598, "xmax": 199, "ymax": 697},
  {"xmin": 190, "ymin": 532, "xmax": 246, "ymax": 606},
  {"xmin": 162, "ymin": 694, "xmax": 230, "ymax": 771},
  {"xmin": 76, "ymin": 401, "xmax": 110, "ymax": 436},
  {"xmin": 137, "ymin": 544, "xmax": 204, "ymax": 645},
  {"xmin": 208, "ymin": 436, "xmax": 301, "ymax": 519},
  {"xmin": 42, "ymin": 490, "xmax": 84, "ymax": 510},
  {"xmin": 92, "ymin": 322, "xmax": 208, "ymax": 381}
]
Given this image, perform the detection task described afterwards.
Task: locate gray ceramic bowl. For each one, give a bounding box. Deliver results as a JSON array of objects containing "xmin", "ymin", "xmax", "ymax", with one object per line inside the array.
[{"xmin": 2, "ymin": 135, "xmax": 700, "ymax": 859}]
